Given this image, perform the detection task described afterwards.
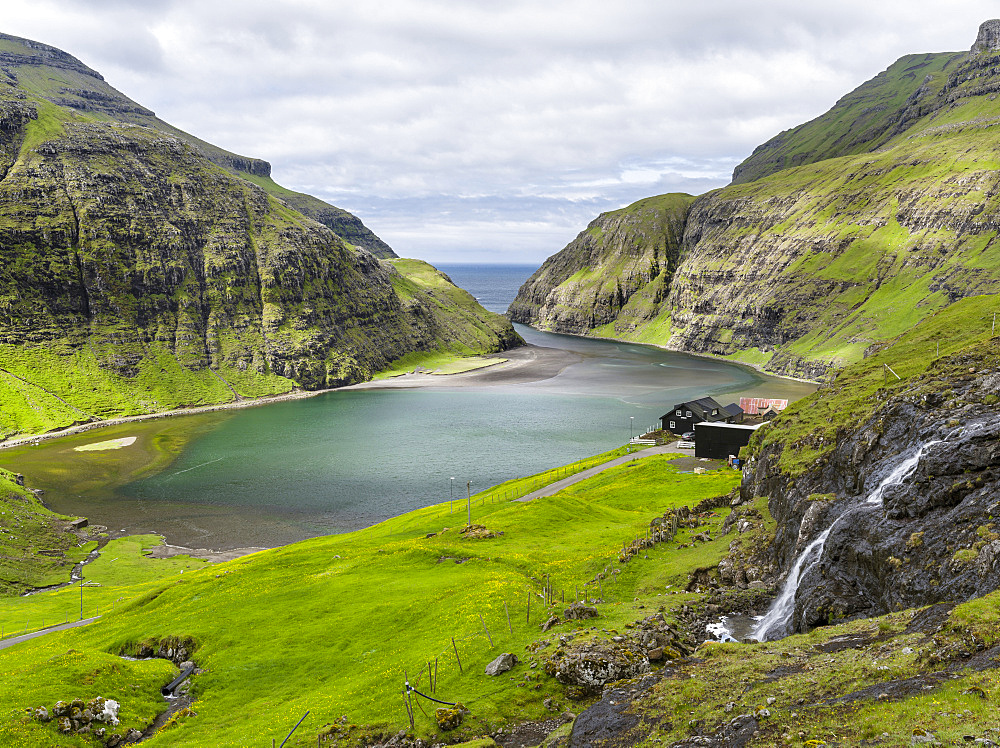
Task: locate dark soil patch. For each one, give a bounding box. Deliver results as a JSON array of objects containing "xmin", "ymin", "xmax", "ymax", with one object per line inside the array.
[
  {"xmin": 833, "ymin": 643, "xmax": 1000, "ymax": 705},
  {"xmin": 666, "ymin": 457, "xmax": 724, "ymax": 472},
  {"xmin": 762, "ymin": 663, "xmax": 807, "ymax": 683},
  {"xmin": 495, "ymin": 717, "xmax": 565, "ymax": 748},
  {"xmin": 903, "ymin": 602, "xmax": 956, "ymax": 636}
]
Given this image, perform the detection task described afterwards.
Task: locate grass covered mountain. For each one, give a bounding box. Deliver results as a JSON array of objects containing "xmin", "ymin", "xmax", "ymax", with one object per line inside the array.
[
  {"xmin": 0, "ymin": 32, "xmax": 521, "ymax": 440},
  {"xmin": 4, "ymin": 290, "xmax": 1000, "ymax": 744},
  {"xmin": 511, "ymin": 20, "xmax": 1000, "ymax": 381}
]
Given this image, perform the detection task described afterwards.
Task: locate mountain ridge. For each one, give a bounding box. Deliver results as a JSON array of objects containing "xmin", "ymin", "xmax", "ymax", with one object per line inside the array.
[
  {"xmin": 510, "ymin": 20, "xmax": 1000, "ymax": 381},
  {"xmin": 0, "ymin": 31, "xmax": 395, "ymax": 258},
  {"xmin": 0, "ymin": 31, "xmax": 521, "ymax": 440}
]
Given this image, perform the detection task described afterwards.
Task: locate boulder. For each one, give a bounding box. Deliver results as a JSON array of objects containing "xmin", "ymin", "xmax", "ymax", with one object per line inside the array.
[
  {"xmin": 485, "ymin": 653, "xmax": 519, "ymax": 676},
  {"xmin": 540, "ymin": 615, "xmax": 561, "ymax": 632},
  {"xmin": 563, "ymin": 602, "xmax": 598, "ymax": 620},
  {"xmin": 544, "ymin": 640, "xmax": 650, "ymax": 697},
  {"xmin": 435, "ymin": 703, "xmax": 467, "ymax": 731}
]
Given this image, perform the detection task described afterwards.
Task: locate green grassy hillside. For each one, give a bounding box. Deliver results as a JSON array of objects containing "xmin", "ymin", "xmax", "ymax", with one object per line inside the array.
[
  {"xmin": 747, "ymin": 293, "xmax": 1000, "ymax": 476},
  {"xmin": 508, "ymin": 193, "xmax": 693, "ymax": 336},
  {"xmin": 0, "ymin": 31, "xmax": 395, "ymax": 258},
  {"xmin": 0, "ymin": 450, "xmax": 740, "ymax": 746},
  {"xmin": 2, "ymin": 433, "xmax": 999, "ymax": 745},
  {"xmin": 0, "ymin": 33, "xmax": 521, "ymax": 442},
  {"xmin": 509, "ymin": 32, "xmax": 1000, "ymax": 381},
  {"xmin": 730, "ymin": 52, "xmax": 963, "ymax": 185}
]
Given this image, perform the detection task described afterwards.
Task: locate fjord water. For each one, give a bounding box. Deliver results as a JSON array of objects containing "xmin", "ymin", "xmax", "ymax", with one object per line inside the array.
[{"xmin": 0, "ymin": 264, "xmax": 815, "ymax": 549}]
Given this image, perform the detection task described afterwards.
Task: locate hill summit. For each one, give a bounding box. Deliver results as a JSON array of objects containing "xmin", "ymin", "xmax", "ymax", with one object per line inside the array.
[
  {"xmin": 0, "ymin": 31, "xmax": 520, "ymax": 439},
  {"xmin": 510, "ymin": 20, "xmax": 1000, "ymax": 381}
]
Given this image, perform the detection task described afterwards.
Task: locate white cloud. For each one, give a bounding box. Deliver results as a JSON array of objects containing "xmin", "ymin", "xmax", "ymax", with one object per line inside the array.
[{"xmin": 2, "ymin": 0, "xmax": 999, "ymax": 262}]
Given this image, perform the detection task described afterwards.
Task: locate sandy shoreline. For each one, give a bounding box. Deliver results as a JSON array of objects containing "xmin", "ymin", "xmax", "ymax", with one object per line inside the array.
[{"xmin": 0, "ymin": 344, "xmax": 580, "ymax": 452}]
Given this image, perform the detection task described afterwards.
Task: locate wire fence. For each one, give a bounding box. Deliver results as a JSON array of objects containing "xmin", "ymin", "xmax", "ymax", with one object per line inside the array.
[
  {"xmin": 393, "ymin": 507, "xmax": 690, "ymax": 730},
  {"xmin": 0, "ymin": 593, "xmax": 128, "ymax": 644}
]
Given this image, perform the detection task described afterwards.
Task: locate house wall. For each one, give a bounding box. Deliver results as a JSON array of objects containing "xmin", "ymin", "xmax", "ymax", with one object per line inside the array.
[
  {"xmin": 694, "ymin": 424, "xmax": 756, "ymax": 459},
  {"xmin": 661, "ymin": 405, "xmax": 701, "ymax": 434}
]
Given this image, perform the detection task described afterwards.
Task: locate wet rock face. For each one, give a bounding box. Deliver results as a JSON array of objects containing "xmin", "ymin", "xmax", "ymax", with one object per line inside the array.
[{"xmin": 743, "ymin": 360, "xmax": 1000, "ymax": 634}]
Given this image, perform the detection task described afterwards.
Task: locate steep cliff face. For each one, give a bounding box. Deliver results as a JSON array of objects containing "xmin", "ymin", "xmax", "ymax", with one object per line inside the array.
[
  {"xmin": 509, "ymin": 21, "xmax": 1000, "ymax": 380},
  {"xmin": 508, "ymin": 193, "xmax": 692, "ymax": 340},
  {"xmin": 729, "ymin": 296, "xmax": 1000, "ymax": 636},
  {"xmin": 0, "ymin": 35, "xmax": 519, "ymax": 439},
  {"xmin": 0, "ymin": 31, "xmax": 395, "ymax": 259}
]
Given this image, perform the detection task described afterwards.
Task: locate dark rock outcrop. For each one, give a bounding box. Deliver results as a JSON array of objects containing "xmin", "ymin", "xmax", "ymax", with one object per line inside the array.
[
  {"xmin": 0, "ymin": 32, "xmax": 519, "ymax": 437},
  {"xmin": 741, "ymin": 348, "xmax": 1000, "ymax": 634}
]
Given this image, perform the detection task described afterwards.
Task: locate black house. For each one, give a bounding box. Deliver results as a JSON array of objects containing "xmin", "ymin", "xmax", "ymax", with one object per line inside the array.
[
  {"xmin": 694, "ymin": 422, "xmax": 761, "ymax": 459},
  {"xmin": 660, "ymin": 397, "xmax": 744, "ymax": 435}
]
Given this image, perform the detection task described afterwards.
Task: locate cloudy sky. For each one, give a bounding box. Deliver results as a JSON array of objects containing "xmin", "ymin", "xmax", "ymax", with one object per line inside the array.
[{"xmin": 3, "ymin": 1, "xmax": 998, "ymax": 263}]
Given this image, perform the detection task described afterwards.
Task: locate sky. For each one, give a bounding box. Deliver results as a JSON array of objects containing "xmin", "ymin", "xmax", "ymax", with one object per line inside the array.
[{"xmin": 2, "ymin": 1, "xmax": 998, "ymax": 264}]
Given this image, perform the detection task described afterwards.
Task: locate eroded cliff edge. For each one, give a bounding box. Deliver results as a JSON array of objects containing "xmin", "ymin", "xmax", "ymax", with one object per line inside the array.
[{"xmin": 718, "ymin": 296, "xmax": 1000, "ymax": 637}]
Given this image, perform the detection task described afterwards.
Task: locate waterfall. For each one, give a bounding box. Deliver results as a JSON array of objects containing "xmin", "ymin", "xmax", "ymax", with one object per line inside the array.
[{"xmin": 750, "ymin": 438, "xmax": 943, "ymax": 641}]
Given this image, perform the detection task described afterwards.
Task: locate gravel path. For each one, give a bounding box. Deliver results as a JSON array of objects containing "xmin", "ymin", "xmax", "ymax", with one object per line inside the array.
[
  {"xmin": 516, "ymin": 442, "xmax": 695, "ymax": 502},
  {"xmin": 0, "ymin": 616, "xmax": 100, "ymax": 651}
]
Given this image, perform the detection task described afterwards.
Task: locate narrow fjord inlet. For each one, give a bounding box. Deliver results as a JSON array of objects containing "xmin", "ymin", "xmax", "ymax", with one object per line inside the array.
[
  {"xmin": 6, "ymin": 13, "xmax": 1000, "ymax": 748},
  {"xmin": 0, "ymin": 264, "xmax": 812, "ymax": 549}
]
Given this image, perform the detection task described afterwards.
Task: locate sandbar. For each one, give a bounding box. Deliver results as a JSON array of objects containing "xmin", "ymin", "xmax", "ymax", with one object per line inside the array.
[
  {"xmin": 0, "ymin": 344, "xmax": 579, "ymax": 451},
  {"xmin": 342, "ymin": 345, "xmax": 581, "ymax": 390}
]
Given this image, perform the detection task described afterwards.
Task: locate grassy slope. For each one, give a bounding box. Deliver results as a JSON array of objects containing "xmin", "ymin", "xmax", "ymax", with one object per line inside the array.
[
  {"xmin": 0, "ymin": 469, "xmax": 93, "ymax": 596},
  {"xmin": 0, "ymin": 451, "xmax": 740, "ymax": 747},
  {"xmin": 747, "ymin": 293, "xmax": 1000, "ymax": 476},
  {"xmin": 377, "ymin": 258, "xmax": 523, "ymax": 375},
  {"xmin": 730, "ymin": 52, "xmax": 963, "ymax": 184},
  {"xmin": 0, "ymin": 241, "xmax": 512, "ymax": 442},
  {"xmin": 0, "ymin": 41, "xmax": 515, "ymax": 441},
  {"xmin": 3, "ymin": 441, "xmax": 1000, "ymax": 745},
  {"xmin": 513, "ymin": 50, "xmax": 1000, "ymax": 380},
  {"xmin": 508, "ymin": 193, "xmax": 692, "ymax": 335}
]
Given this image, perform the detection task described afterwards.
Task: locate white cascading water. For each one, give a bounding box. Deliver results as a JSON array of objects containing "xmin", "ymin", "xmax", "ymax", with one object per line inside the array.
[{"xmin": 750, "ymin": 438, "xmax": 944, "ymax": 641}]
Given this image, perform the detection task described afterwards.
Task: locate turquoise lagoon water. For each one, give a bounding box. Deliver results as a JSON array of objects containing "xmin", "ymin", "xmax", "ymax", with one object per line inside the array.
[{"xmin": 0, "ymin": 265, "xmax": 815, "ymax": 549}]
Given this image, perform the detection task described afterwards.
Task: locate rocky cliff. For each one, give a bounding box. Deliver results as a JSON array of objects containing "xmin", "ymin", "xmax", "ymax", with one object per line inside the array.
[
  {"xmin": 724, "ymin": 295, "xmax": 1000, "ymax": 637},
  {"xmin": 508, "ymin": 193, "xmax": 692, "ymax": 339},
  {"xmin": 0, "ymin": 31, "xmax": 395, "ymax": 258},
  {"xmin": 0, "ymin": 33, "xmax": 520, "ymax": 439},
  {"xmin": 510, "ymin": 21, "xmax": 1000, "ymax": 381}
]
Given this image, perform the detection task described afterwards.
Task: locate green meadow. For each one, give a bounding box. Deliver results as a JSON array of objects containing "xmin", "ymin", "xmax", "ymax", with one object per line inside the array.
[{"xmin": 0, "ymin": 450, "xmax": 740, "ymax": 747}]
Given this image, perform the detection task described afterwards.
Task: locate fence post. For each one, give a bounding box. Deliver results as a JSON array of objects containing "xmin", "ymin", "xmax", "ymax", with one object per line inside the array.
[
  {"xmin": 504, "ymin": 601, "xmax": 513, "ymax": 634},
  {"xmin": 480, "ymin": 614, "xmax": 494, "ymax": 647},
  {"xmin": 452, "ymin": 637, "xmax": 463, "ymax": 674}
]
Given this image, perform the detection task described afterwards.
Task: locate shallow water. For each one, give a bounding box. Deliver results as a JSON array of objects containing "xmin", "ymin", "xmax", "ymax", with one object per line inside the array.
[{"xmin": 0, "ymin": 265, "xmax": 816, "ymax": 549}]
